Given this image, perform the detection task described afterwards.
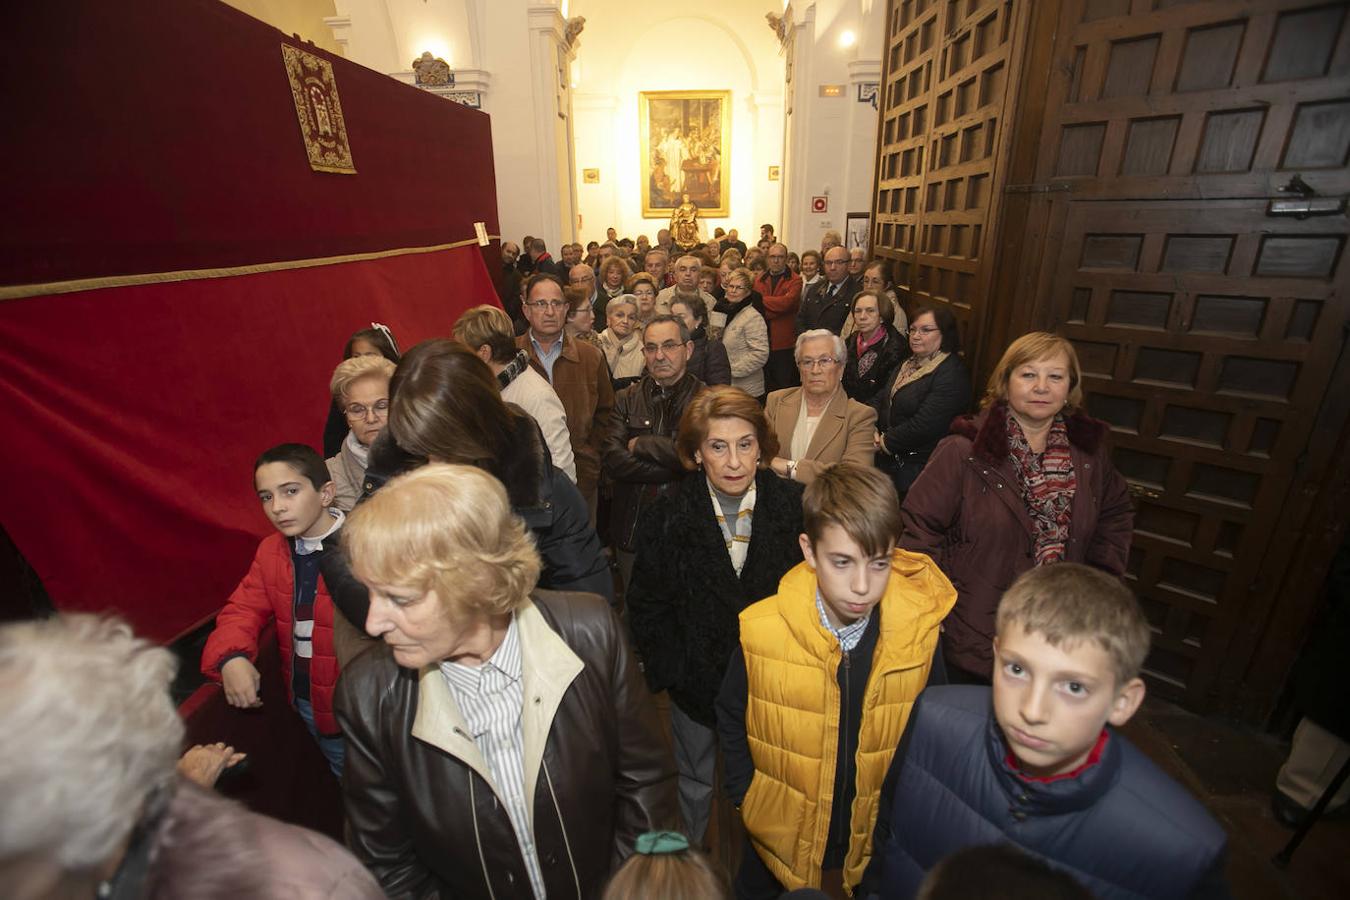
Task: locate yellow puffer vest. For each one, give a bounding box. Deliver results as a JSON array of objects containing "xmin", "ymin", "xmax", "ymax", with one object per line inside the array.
[{"xmin": 738, "ymin": 550, "xmax": 956, "ymax": 894}]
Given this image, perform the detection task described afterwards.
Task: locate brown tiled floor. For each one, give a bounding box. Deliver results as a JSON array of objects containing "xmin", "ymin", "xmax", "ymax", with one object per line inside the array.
[{"xmin": 1122, "ymin": 699, "xmax": 1350, "ymax": 900}]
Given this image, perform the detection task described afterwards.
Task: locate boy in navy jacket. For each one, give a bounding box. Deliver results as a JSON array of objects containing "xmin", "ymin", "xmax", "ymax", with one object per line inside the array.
[{"xmin": 861, "ymin": 563, "xmax": 1229, "ymax": 900}]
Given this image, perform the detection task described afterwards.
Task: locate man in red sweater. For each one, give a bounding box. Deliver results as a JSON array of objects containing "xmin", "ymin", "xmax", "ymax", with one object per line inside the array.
[{"xmin": 755, "ymin": 242, "xmax": 803, "ymax": 392}]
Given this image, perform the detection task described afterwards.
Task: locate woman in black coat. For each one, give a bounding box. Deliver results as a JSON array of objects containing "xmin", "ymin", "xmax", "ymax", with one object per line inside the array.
[
  {"xmin": 626, "ymin": 386, "xmax": 804, "ymax": 846},
  {"xmin": 670, "ymin": 290, "xmax": 732, "ymax": 386},
  {"xmin": 873, "ymin": 305, "xmax": 972, "ymax": 493},
  {"xmin": 320, "ymin": 340, "xmax": 613, "ymax": 635},
  {"xmin": 843, "ymin": 290, "xmax": 907, "ymax": 404}
]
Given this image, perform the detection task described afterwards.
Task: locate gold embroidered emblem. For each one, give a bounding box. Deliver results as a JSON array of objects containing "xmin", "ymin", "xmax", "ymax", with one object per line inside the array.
[{"xmin": 282, "ymin": 44, "xmax": 356, "ymax": 174}]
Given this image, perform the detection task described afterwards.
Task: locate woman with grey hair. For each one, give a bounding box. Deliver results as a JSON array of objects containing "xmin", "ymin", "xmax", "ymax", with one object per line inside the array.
[
  {"xmin": 0, "ymin": 614, "xmax": 381, "ymax": 900},
  {"xmin": 599, "ymin": 294, "xmax": 646, "ymax": 387},
  {"xmin": 763, "ymin": 329, "xmax": 878, "ymax": 486}
]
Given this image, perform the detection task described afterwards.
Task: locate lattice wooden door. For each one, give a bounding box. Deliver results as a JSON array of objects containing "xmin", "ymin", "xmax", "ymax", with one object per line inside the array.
[
  {"xmin": 1028, "ymin": 0, "xmax": 1350, "ymax": 708},
  {"xmin": 872, "ymin": 0, "xmax": 1031, "ymax": 351}
]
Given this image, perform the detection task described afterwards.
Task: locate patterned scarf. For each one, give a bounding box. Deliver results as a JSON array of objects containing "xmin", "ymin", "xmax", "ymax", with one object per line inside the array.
[
  {"xmin": 708, "ymin": 477, "xmax": 756, "ymax": 576},
  {"xmin": 854, "ymin": 327, "xmax": 887, "ymax": 379},
  {"xmin": 890, "ymin": 350, "xmax": 948, "ymax": 398},
  {"xmin": 1006, "ymin": 408, "xmax": 1076, "ymax": 566}
]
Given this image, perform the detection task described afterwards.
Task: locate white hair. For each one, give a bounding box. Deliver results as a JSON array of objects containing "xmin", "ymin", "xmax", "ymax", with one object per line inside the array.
[
  {"xmin": 794, "ymin": 329, "xmax": 846, "ymax": 363},
  {"xmin": 0, "ymin": 615, "xmax": 183, "ymax": 870}
]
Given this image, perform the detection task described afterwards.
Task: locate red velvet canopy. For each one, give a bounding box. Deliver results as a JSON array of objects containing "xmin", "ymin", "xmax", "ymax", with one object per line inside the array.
[{"xmin": 1, "ymin": 0, "xmax": 502, "ymax": 641}]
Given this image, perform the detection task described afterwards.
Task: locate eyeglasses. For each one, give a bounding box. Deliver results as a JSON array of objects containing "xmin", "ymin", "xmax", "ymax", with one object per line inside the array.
[
  {"xmin": 526, "ymin": 299, "xmax": 570, "ymax": 310},
  {"xmin": 345, "ymin": 400, "xmax": 389, "ymax": 419},
  {"xmin": 799, "ymin": 356, "xmax": 839, "ymax": 371},
  {"xmin": 911, "ymin": 325, "xmax": 941, "ymax": 335},
  {"xmin": 644, "ymin": 341, "xmax": 686, "ymax": 354}
]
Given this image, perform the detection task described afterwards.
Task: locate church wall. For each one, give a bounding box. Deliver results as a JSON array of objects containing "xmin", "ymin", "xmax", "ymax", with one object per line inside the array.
[
  {"xmin": 568, "ymin": 2, "xmax": 785, "ymax": 245},
  {"xmin": 781, "ymin": 0, "xmax": 883, "ymax": 252},
  {"xmin": 220, "ymin": 0, "xmax": 345, "ymax": 56},
  {"xmin": 325, "ymin": 1, "xmax": 576, "ymax": 253}
]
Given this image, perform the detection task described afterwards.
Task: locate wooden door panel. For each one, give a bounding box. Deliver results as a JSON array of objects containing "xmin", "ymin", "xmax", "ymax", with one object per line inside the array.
[
  {"xmin": 1049, "ymin": 198, "xmax": 1347, "ymax": 704},
  {"xmin": 872, "ymin": 0, "xmax": 1030, "ymax": 351}
]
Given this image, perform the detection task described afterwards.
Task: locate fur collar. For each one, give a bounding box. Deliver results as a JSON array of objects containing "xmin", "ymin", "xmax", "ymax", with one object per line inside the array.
[{"xmin": 952, "ymin": 400, "xmax": 1108, "ymax": 463}]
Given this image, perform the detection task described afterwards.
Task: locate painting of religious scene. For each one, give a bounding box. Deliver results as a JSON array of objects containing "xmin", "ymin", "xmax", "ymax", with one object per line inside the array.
[{"xmin": 639, "ymin": 90, "xmax": 730, "ymax": 218}]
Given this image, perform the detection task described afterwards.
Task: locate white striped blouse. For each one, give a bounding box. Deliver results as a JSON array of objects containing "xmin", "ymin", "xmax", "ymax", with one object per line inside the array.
[{"xmin": 439, "ymin": 616, "xmax": 546, "ymax": 899}]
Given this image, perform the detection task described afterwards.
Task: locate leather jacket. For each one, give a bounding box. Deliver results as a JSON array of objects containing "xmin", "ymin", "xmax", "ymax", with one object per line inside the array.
[
  {"xmin": 601, "ymin": 372, "xmax": 705, "ymax": 551},
  {"xmin": 335, "ymin": 590, "xmax": 678, "ymax": 899}
]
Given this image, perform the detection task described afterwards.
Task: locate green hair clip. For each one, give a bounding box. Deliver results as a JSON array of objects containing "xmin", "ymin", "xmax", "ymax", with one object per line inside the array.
[{"xmin": 634, "ymin": 831, "xmax": 691, "ymax": 855}]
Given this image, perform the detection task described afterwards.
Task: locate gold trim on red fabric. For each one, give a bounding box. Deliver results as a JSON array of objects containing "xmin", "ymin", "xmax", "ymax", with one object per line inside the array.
[{"xmin": 0, "ymin": 236, "xmax": 501, "ymax": 301}]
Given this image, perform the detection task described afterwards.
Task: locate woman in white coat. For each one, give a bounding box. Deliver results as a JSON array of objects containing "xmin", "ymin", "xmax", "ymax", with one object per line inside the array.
[{"xmin": 717, "ymin": 267, "xmax": 769, "ymax": 400}]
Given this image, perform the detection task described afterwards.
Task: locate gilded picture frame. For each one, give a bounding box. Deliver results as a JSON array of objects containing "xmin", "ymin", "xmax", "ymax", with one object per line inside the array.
[{"xmin": 639, "ymin": 90, "xmax": 730, "ymax": 218}]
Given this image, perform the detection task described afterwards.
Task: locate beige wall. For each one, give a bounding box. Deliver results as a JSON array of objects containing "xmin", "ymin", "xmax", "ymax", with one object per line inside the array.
[
  {"xmin": 569, "ymin": 0, "xmax": 785, "ymax": 245},
  {"xmin": 221, "ymin": 0, "xmax": 344, "ymax": 56}
]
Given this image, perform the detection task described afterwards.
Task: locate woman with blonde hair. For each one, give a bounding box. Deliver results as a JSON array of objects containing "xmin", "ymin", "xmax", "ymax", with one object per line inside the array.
[
  {"xmin": 900, "ymin": 332, "xmax": 1133, "ymax": 682},
  {"xmin": 600, "ymin": 255, "xmax": 631, "ymax": 301},
  {"xmin": 627, "ymin": 386, "xmax": 804, "ymax": 845},
  {"xmin": 337, "ymin": 464, "xmax": 677, "ymax": 898}
]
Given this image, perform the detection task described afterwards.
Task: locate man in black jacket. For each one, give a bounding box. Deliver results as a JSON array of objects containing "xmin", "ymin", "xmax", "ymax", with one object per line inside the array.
[
  {"xmin": 797, "ymin": 245, "xmax": 858, "ymax": 335},
  {"xmin": 602, "ymin": 314, "xmax": 705, "ymax": 587}
]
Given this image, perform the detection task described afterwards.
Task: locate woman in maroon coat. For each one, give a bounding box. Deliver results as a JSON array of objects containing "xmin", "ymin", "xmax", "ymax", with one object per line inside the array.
[{"xmin": 900, "ymin": 332, "xmax": 1133, "ymax": 682}]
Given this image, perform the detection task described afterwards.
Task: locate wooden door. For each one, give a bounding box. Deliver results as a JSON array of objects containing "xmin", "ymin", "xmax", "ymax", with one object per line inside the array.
[
  {"xmin": 1022, "ymin": 0, "xmax": 1350, "ymax": 710},
  {"xmin": 871, "ymin": 0, "xmax": 1034, "ymax": 352}
]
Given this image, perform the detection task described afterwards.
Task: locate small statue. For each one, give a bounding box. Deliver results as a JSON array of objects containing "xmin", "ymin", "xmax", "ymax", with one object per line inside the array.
[{"xmin": 670, "ymin": 193, "xmax": 701, "ymax": 251}]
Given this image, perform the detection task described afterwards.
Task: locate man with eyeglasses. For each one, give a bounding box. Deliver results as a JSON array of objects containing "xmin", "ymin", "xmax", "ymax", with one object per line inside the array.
[
  {"xmin": 602, "ymin": 314, "xmax": 705, "ymax": 587},
  {"xmin": 517, "ymin": 273, "xmax": 614, "ymax": 519},
  {"xmin": 796, "ymin": 246, "xmax": 858, "ymax": 336},
  {"xmin": 569, "ymin": 263, "xmax": 603, "ymax": 318},
  {"xmin": 657, "ymin": 254, "xmax": 715, "ymax": 315}
]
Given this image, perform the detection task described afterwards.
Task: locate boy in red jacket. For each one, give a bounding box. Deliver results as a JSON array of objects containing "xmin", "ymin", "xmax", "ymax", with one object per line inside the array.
[{"xmin": 202, "ymin": 444, "xmax": 346, "ymax": 775}]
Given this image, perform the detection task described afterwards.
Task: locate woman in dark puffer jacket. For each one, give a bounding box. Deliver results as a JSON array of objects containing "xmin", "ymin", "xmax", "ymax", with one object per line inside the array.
[{"xmin": 320, "ymin": 340, "xmax": 613, "ymax": 637}]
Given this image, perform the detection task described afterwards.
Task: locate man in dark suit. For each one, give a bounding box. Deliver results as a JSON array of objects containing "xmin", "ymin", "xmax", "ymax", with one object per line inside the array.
[
  {"xmin": 796, "ymin": 246, "xmax": 857, "ymax": 335},
  {"xmin": 718, "ymin": 228, "xmax": 748, "ymax": 257},
  {"xmin": 527, "ymin": 238, "xmax": 562, "ymax": 278}
]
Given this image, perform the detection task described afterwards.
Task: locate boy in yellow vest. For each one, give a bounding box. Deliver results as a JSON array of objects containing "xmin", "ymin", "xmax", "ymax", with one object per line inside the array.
[{"xmin": 716, "ymin": 463, "xmax": 957, "ymax": 898}]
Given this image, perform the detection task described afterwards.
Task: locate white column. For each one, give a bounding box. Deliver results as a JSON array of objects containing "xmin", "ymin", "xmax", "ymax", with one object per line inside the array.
[
  {"xmin": 525, "ymin": 4, "xmax": 579, "ymax": 250},
  {"xmin": 782, "ymin": 3, "xmax": 817, "ymax": 252}
]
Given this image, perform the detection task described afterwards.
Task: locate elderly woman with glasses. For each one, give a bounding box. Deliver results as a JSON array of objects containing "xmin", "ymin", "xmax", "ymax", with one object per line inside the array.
[
  {"xmin": 872, "ymin": 304, "xmax": 973, "ymax": 495},
  {"xmin": 626, "ymin": 386, "xmax": 804, "ymax": 846},
  {"xmin": 764, "ymin": 329, "xmax": 878, "ymax": 486},
  {"xmin": 716, "ymin": 267, "xmax": 770, "ymax": 400},
  {"xmin": 326, "ymin": 354, "xmax": 397, "ymax": 511},
  {"xmin": 337, "ymin": 463, "xmax": 677, "ymax": 898}
]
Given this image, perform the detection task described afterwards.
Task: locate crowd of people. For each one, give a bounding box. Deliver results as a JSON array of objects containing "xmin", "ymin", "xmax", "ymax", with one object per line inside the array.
[{"xmin": 1, "ymin": 222, "xmax": 1240, "ymax": 900}]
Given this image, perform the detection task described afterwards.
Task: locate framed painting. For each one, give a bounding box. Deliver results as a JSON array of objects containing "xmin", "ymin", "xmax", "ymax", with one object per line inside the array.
[{"xmin": 639, "ymin": 90, "xmax": 730, "ymax": 218}]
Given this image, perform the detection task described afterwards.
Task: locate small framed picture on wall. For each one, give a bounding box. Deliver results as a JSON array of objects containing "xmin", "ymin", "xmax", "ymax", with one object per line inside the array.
[{"xmin": 845, "ymin": 212, "xmax": 871, "ymax": 251}]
